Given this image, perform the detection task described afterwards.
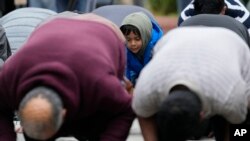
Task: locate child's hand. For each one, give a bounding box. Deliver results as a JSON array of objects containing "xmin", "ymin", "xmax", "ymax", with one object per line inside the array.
[{"xmin": 123, "ymin": 76, "xmax": 134, "ymax": 95}]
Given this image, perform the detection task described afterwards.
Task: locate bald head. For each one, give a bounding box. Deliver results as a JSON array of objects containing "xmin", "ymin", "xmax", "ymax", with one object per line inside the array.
[{"xmin": 18, "ymin": 86, "xmax": 65, "ymax": 140}]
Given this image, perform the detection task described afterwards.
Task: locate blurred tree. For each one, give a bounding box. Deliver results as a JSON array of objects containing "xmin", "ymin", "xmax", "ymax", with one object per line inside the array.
[{"xmin": 147, "ymin": 0, "xmax": 177, "ymax": 15}]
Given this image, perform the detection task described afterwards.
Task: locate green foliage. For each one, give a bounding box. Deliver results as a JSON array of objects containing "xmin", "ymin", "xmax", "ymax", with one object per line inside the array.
[{"xmin": 147, "ymin": 0, "xmax": 177, "ymax": 15}]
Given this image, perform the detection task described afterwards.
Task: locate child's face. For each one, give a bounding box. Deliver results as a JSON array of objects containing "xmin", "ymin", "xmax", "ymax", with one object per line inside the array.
[{"xmin": 125, "ymin": 31, "xmax": 142, "ymax": 54}]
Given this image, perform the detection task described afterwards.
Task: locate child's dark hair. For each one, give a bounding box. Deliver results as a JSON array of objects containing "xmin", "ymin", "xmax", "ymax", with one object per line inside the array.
[
  {"xmin": 120, "ymin": 25, "xmax": 141, "ymax": 37},
  {"xmin": 194, "ymin": 0, "xmax": 225, "ymax": 14}
]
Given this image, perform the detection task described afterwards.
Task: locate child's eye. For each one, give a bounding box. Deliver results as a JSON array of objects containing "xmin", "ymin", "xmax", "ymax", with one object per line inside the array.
[{"xmin": 135, "ymin": 37, "xmax": 141, "ymax": 41}]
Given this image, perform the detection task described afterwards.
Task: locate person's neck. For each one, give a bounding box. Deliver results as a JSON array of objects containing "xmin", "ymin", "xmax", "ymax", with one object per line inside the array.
[{"xmin": 170, "ymin": 84, "xmax": 190, "ymax": 92}]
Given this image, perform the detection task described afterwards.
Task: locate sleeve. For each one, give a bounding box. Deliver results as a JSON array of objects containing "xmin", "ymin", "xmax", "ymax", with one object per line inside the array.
[
  {"xmin": 221, "ymin": 80, "xmax": 248, "ymax": 124},
  {"xmin": 0, "ymin": 75, "xmax": 16, "ymax": 141},
  {"xmin": 132, "ymin": 69, "xmax": 161, "ymax": 118},
  {"xmin": 125, "ymin": 65, "xmax": 132, "ymax": 83},
  {"xmin": 132, "ymin": 86, "xmax": 160, "ymax": 118},
  {"xmin": 96, "ymin": 75, "xmax": 135, "ymax": 141},
  {"xmin": 225, "ymin": 0, "xmax": 250, "ymax": 30},
  {"xmin": 178, "ymin": 2, "xmax": 195, "ymax": 26},
  {"xmin": 241, "ymin": 44, "xmax": 250, "ymax": 102},
  {"xmin": 218, "ymin": 39, "xmax": 250, "ymax": 124},
  {"xmin": 126, "ymin": 61, "xmax": 139, "ymax": 86}
]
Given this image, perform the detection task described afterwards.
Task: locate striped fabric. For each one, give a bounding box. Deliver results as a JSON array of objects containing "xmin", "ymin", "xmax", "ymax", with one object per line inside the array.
[
  {"xmin": 178, "ymin": 0, "xmax": 250, "ymax": 33},
  {"xmin": 0, "ymin": 7, "xmax": 57, "ymax": 54}
]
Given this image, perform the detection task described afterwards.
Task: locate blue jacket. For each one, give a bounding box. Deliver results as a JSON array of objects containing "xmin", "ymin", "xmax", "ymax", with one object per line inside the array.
[{"xmin": 126, "ymin": 19, "xmax": 163, "ymax": 85}]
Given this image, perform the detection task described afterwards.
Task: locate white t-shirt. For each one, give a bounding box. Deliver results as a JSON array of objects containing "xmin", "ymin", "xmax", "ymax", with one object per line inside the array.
[{"xmin": 132, "ymin": 27, "xmax": 250, "ymax": 124}]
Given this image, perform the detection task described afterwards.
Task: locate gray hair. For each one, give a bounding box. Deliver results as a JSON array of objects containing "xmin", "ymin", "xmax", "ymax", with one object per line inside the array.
[{"xmin": 18, "ymin": 86, "xmax": 64, "ymax": 140}]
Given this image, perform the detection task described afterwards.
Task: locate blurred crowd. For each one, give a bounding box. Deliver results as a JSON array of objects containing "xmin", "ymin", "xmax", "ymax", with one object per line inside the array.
[
  {"xmin": 0, "ymin": 0, "xmax": 147, "ymax": 17},
  {"xmin": 1, "ymin": 0, "xmax": 250, "ymax": 141}
]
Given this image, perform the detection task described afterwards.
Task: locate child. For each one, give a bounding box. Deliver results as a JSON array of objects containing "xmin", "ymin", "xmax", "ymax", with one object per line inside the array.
[{"xmin": 120, "ymin": 12, "xmax": 163, "ymax": 86}]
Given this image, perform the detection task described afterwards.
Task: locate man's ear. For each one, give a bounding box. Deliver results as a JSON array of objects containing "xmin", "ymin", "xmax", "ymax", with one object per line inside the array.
[
  {"xmin": 62, "ymin": 109, "xmax": 67, "ymax": 118},
  {"xmin": 199, "ymin": 111, "xmax": 205, "ymax": 122},
  {"xmin": 220, "ymin": 5, "xmax": 227, "ymax": 15}
]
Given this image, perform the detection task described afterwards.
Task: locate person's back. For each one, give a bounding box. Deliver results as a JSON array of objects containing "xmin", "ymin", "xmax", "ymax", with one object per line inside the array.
[
  {"xmin": 132, "ymin": 27, "xmax": 250, "ymax": 141},
  {"xmin": 92, "ymin": 5, "xmax": 156, "ymax": 26},
  {"xmin": 178, "ymin": 0, "xmax": 250, "ymax": 33},
  {"xmin": 0, "ymin": 13, "xmax": 134, "ymax": 141},
  {"xmin": 0, "ymin": 7, "xmax": 57, "ymax": 54},
  {"xmin": 180, "ymin": 14, "xmax": 250, "ymax": 46}
]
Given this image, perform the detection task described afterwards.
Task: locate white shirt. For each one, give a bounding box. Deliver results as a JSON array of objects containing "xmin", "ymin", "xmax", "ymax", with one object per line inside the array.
[{"xmin": 132, "ymin": 27, "xmax": 250, "ymax": 124}]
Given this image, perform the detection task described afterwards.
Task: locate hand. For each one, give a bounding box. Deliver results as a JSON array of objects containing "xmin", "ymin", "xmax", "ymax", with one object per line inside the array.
[
  {"xmin": 14, "ymin": 120, "xmax": 23, "ymax": 133},
  {"xmin": 123, "ymin": 76, "xmax": 134, "ymax": 95},
  {"xmin": 15, "ymin": 126, "xmax": 23, "ymax": 133}
]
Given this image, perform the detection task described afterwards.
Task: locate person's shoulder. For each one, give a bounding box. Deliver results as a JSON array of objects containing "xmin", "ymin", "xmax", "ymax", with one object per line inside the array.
[
  {"xmin": 225, "ymin": 0, "xmax": 250, "ymax": 20},
  {"xmin": 226, "ymin": 0, "xmax": 242, "ymax": 4},
  {"xmin": 226, "ymin": 0, "xmax": 247, "ymax": 8},
  {"xmin": 150, "ymin": 20, "xmax": 163, "ymax": 39},
  {"xmin": 180, "ymin": 2, "xmax": 194, "ymax": 14},
  {"xmin": 178, "ymin": 2, "xmax": 196, "ymax": 25}
]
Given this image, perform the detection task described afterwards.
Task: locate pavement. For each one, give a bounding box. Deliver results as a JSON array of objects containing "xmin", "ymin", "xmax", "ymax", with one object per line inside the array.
[
  {"xmin": 16, "ymin": 119, "xmax": 143, "ymax": 141},
  {"xmin": 16, "ymin": 119, "xmax": 215, "ymax": 141}
]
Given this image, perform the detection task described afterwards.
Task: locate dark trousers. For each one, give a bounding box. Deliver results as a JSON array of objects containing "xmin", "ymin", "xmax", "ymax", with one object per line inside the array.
[
  {"xmin": 24, "ymin": 132, "xmax": 56, "ymax": 141},
  {"xmin": 24, "ymin": 130, "xmax": 92, "ymax": 141},
  {"xmin": 0, "ymin": 0, "xmax": 15, "ymax": 16},
  {"xmin": 211, "ymin": 113, "xmax": 250, "ymax": 141}
]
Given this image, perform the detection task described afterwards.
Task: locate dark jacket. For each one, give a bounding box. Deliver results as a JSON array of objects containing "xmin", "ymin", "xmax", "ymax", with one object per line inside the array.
[{"xmin": 178, "ymin": 0, "xmax": 250, "ymax": 30}]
